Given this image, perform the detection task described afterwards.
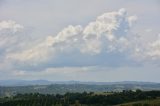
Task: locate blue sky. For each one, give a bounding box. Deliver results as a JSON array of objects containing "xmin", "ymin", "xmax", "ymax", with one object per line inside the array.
[{"xmin": 0, "ymin": 0, "xmax": 160, "ymax": 82}]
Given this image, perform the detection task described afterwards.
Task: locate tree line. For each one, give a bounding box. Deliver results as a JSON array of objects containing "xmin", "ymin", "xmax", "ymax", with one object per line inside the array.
[{"xmin": 0, "ymin": 90, "xmax": 160, "ymax": 106}]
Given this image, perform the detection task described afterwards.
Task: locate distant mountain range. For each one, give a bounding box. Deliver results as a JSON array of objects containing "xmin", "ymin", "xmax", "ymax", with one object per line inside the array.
[
  {"xmin": 0, "ymin": 80, "xmax": 160, "ymax": 97},
  {"xmin": 0, "ymin": 80, "xmax": 52, "ymax": 86},
  {"xmin": 0, "ymin": 80, "xmax": 159, "ymax": 86}
]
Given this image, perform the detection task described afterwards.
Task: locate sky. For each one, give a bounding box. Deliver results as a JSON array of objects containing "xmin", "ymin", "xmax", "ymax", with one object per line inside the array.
[{"xmin": 0, "ymin": 0, "xmax": 160, "ymax": 82}]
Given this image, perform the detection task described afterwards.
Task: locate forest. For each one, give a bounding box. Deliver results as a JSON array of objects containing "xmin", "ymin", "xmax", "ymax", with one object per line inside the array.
[{"xmin": 0, "ymin": 90, "xmax": 160, "ymax": 106}]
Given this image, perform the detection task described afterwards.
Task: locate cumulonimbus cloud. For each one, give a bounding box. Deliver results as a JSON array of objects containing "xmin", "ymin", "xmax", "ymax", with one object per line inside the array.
[
  {"xmin": 7, "ymin": 9, "xmax": 135, "ymax": 59},
  {"xmin": 1, "ymin": 8, "xmax": 160, "ymax": 69}
]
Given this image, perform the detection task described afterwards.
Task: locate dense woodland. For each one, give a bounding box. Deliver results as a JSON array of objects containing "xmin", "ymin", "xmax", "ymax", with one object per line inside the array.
[{"xmin": 0, "ymin": 90, "xmax": 160, "ymax": 106}]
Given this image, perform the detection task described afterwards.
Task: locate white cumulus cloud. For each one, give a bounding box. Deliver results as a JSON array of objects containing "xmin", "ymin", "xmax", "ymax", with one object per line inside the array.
[
  {"xmin": 0, "ymin": 20, "xmax": 23, "ymax": 32},
  {"xmin": 2, "ymin": 8, "xmax": 138, "ymax": 63},
  {"xmin": 1, "ymin": 8, "xmax": 160, "ymax": 70}
]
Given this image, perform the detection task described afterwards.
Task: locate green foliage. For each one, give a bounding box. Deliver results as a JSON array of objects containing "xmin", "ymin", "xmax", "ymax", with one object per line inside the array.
[{"xmin": 0, "ymin": 90, "xmax": 160, "ymax": 106}]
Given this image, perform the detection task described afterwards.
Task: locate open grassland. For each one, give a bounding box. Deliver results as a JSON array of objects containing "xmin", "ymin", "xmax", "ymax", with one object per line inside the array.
[{"xmin": 117, "ymin": 98, "xmax": 160, "ymax": 106}]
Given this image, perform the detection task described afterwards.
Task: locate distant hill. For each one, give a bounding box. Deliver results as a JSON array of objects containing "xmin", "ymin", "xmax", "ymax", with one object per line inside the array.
[
  {"xmin": 0, "ymin": 80, "xmax": 160, "ymax": 97},
  {"xmin": 0, "ymin": 80, "xmax": 158, "ymax": 86},
  {"xmin": 0, "ymin": 80, "xmax": 53, "ymax": 86}
]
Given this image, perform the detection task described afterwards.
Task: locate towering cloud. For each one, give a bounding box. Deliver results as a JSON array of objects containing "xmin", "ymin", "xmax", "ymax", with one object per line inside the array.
[
  {"xmin": 1, "ymin": 8, "xmax": 160, "ymax": 71},
  {"xmin": 6, "ymin": 8, "xmax": 137, "ymax": 63}
]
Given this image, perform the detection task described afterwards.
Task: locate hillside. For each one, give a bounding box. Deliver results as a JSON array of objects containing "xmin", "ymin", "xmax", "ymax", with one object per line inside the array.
[
  {"xmin": 0, "ymin": 90, "xmax": 160, "ymax": 106},
  {"xmin": 1, "ymin": 82, "xmax": 160, "ymax": 97},
  {"xmin": 116, "ymin": 98, "xmax": 160, "ymax": 106}
]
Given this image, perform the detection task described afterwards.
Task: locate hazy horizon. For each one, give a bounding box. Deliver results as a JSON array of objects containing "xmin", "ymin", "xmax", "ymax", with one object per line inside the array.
[{"xmin": 0, "ymin": 0, "xmax": 160, "ymax": 82}]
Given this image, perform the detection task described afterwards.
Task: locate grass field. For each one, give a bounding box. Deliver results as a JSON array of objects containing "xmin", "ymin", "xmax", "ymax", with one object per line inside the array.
[{"xmin": 116, "ymin": 98, "xmax": 160, "ymax": 106}]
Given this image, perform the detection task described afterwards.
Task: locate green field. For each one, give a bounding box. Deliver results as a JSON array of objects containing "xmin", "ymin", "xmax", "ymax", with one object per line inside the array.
[{"xmin": 117, "ymin": 98, "xmax": 160, "ymax": 106}]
